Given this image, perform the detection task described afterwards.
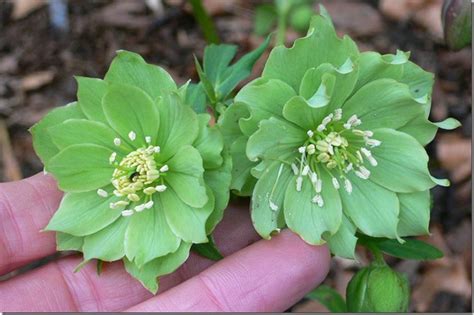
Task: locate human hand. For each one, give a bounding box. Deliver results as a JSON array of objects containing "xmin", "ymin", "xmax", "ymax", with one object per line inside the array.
[{"xmin": 0, "ymin": 173, "xmax": 330, "ymax": 312}]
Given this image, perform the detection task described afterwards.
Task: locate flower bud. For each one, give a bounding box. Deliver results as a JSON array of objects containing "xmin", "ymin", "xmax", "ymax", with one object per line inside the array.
[{"xmin": 346, "ymin": 264, "xmax": 409, "ymax": 312}]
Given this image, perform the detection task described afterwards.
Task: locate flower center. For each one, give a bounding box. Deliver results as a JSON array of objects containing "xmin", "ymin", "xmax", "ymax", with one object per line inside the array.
[
  {"xmin": 291, "ymin": 108, "xmax": 381, "ymax": 207},
  {"xmin": 96, "ymin": 133, "xmax": 169, "ymax": 217}
]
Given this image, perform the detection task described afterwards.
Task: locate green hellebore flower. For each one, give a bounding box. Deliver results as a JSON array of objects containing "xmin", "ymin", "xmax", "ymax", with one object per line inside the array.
[
  {"xmin": 30, "ymin": 50, "xmax": 231, "ymax": 293},
  {"xmin": 220, "ymin": 8, "xmax": 460, "ymax": 259}
]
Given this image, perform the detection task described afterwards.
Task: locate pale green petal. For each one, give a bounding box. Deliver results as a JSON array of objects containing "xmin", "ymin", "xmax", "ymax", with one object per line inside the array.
[
  {"xmin": 246, "ymin": 117, "xmax": 305, "ymax": 162},
  {"xmin": 102, "ymin": 83, "xmax": 160, "ymax": 148},
  {"xmin": 105, "ymin": 50, "xmax": 177, "ymax": 100},
  {"xmin": 204, "ymin": 153, "xmax": 232, "ymax": 233},
  {"xmin": 56, "ymin": 232, "xmax": 83, "ymax": 251},
  {"xmin": 399, "ymin": 60, "xmax": 434, "ymax": 117},
  {"xmin": 160, "ymin": 187, "xmax": 213, "ymax": 243},
  {"xmin": 124, "ymin": 242, "xmax": 191, "ymax": 294},
  {"xmin": 282, "ymin": 95, "xmax": 326, "ymax": 131},
  {"xmin": 83, "ymin": 216, "xmax": 130, "ymax": 261},
  {"xmin": 166, "ymin": 145, "xmax": 207, "ymax": 208},
  {"xmin": 343, "ymin": 79, "xmax": 425, "ymax": 131},
  {"xmin": 235, "ymin": 78, "xmax": 296, "ymax": 135},
  {"xmin": 340, "ymin": 174, "xmax": 400, "ymax": 239},
  {"xmin": 218, "ymin": 102, "xmax": 250, "ymax": 145},
  {"xmin": 48, "ymin": 144, "xmax": 114, "ymax": 192},
  {"xmin": 229, "ymin": 136, "xmax": 257, "ymax": 196},
  {"xmin": 48, "ymin": 119, "xmax": 132, "ymax": 154},
  {"xmin": 76, "ymin": 76, "xmax": 108, "ymax": 123},
  {"xmin": 284, "ymin": 168, "xmax": 342, "ymax": 245},
  {"xmin": 263, "ymin": 14, "xmax": 359, "ymax": 91},
  {"xmin": 45, "ymin": 187, "xmax": 124, "ymax": 236},
  {"xmin": 30, "ymin": 102, "xmax": 85, "ymax": 167},
  {"xmin": 434, "ymin": 117, "xmax": 461, "ymax": 130},
  {"xmin": 155, "ymin": 94, "xmax": 199, "ymax": 161},
  {"xmin": 325, "ymin": 216, "xmax": 357, "ymax": 259},
  {"xmin": 368, "ymin": 128, "xmax": 437, "ymax": 193},
  {"xmin": 194, "ymin": 114, "xmax": 224, "ymax": 169},
  {"xmin": 125, "ymin": 195, "xmax": 181, "ymax": 267},
  {"xmin": 397, "ymin": 190, "xmax": 430, "ymax": 237},
  {"xmin": 398, "ymin": 115, "xmax": 438, "ymax": 145},
  {"xmin": 251, "ymin": 161, "xmax": 293, "ymax": 239}
]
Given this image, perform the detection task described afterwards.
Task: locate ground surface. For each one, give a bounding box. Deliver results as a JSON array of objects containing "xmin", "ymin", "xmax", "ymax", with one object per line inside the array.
[{"xmin": 0, "ymin": 0, "xmax": 471, "ymax": 312}]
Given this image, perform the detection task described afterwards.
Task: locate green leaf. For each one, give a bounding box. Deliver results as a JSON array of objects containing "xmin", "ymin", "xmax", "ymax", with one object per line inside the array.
[
  {"xmin": 124, "ymin": 242, "xmax": 191, "ymax": 294},
  {"xmin": 155, "ymin": 94, "xmax": 199, "ymax": 161},
  {"xmin": 397, "ymin": 190, "xmax": 430, "ymax": 237},
  {"xmin": 160, "ymin": 186, "xmax": 213, "ymax": 244},
  {"xmin": 284, "ymin": 168, "xmax": 342, "ymax": 245},
  {"xmin": 48, "ymin": 119, "xmax": 132, "ymax": 154},
  {"xmin": 166, "ymin": 145, "xmax": 207, "ymax": 208},
  {"xmin": 229, "ymin": 136, "xmax": 257, "ymax": 195},
  {"xmin": 340, "ymin": 174, "xmax": 400, "ymax": 240},
  {"xmin": 105, "ymin": 50, "xmax": 177, "ymax": 100},
  {"xmin": 325, "ymin": 216, "xmax": 358, "ymax": 259},
  {"xmin": 368, "ymin": 128, "xmax": 437, "ymax": 193},
  {"xmin": 251, "ymin": 161, "xmax": 293, "ymax": 239},
  {"xmin": 194, "ymin": 114, "xmax": 224, "ymax": 169},
  {"xmin": 204, "ymin": 153, "xmax": 232, "ymax": 233},
  {"xmin": 102, "ymin": 83, "xmax": 160, "ymax": 148},
  {"xmin": 124, "ymin": 194, "xmax": 181, "ymax": 267},
  {"xmin": 254, "ymin": 4, "xmax": 277, "ymax": 35},
  {"xmin": 203, "ymin": 44, "xmax": 238, "ymax": 85},
  {"xmin": 83, "ymin": 216, "xmax": 130, "ymax": 261},
  {"xmin": 247, "ymin": 117, "xmax": 305, "ymax": 162},
  {"xmin": 56, "ymin": 232, "xmax": 83, "ymax": 251},
  {"xmin": 306, "ymin": 285, "xmax": 347, "ymax": 312},
  {"xmin": 375, "ymin": 238, "xmax": 443, "ymax": 260},
  {"xmin": 288, "ymin": 4, "xmax": 314, "ymax": 32},
  {"xmin": 194, "ymin": 55, "xmax": 217, "ymax": 104},
  {"xmin": 48, "ymin": 144, "xmax": 114, "ymax": 192},
  {"xmin": 30, "ymin": 102, "xmax": 85, "ymax": 167},
  {"xmin": 262, "ymin": 13, "xmax": 359, "ymax": 92},
  {"xmin": 45, "ymin": 187, "xmax": 124, "ymax": 236},
  {"xmin": 192, "ymin": 235, "xmax": 224, "ymax": 261},
  {"xmin": 343, "ymin": 79, "xmax": 425, "ymax": 131},
  {"xmin": 75, "ymin": 77, "xmax": 108, "ymax": 123},
  {"xmin": 185, "ymin": 82, "xmax": 208, "ymax": 113},
  {"xmin": 236, "ymin": 78, "xmax": 296, "ymax": 136}
]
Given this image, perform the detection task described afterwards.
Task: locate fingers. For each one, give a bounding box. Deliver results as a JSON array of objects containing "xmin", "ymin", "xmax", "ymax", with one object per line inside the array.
[
  {"xmin": 0, "ymin": 173, "xmax": 62, "ymax": 275},
  {"xmin": 0, "ymin": 204, "xmax": 259, "ymax": 311},
  {"xmin": 128, "ymin": 230, "xmax": 331, "ymax": 312}
]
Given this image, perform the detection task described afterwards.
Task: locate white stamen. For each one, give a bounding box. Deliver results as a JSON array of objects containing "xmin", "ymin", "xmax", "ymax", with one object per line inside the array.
[
  {"xmin": 145, "ymin": 136, "xmax": 152, "ymax": 143},
  {"xmin": 302, "ymin": 165, "xmax": 310, "ymax": 176},
  {"xmin": 128, "ymin": 131, "xmax": 136, "ymax": 141},
  {"xmin": 155, "ymin": 184, "xmax": 167, "ymax": 192},
  {"xmin": 348, "ymin": 114, "xmax": 358, "ymax": 125},
  {"xmin": 356, "ymin": 150, "xmax": 364, "ymax": 162},
  {"xmin": 97, "ymin": 189, "xmax": 108, "ymax": 198},
  {"xmin": 368, "ymin": 155, "xmax": 378, "ymax": 166},
  {"xmin": 269, "ymin": 201, "xmax": 279, "ymax": 211},
  {"xmin": 366, "ymin": 138, "xmax": 381, "ymax": 147},
  {"xmin": 114, "ymin": 138, "xmax": 121, "ymax": 146},
  {"xmin": 135, "ymin": 204, "xmax": 146, "ymax": 212},
  {"xmin": 315, "ymin": 179, "xmax": 322, "ymax": 193},
  {"xmin": 128, "ymin": 194, "xmax": 140, "ymax": 202},
  {"xmin": 110, "ymin": 202, "xmax": 117, "ymax": 209},
  {"xmin": 332, "ymin": 177, "xmax": 340, "ymax": 189},
  {"xmin": 334, "ymin": 108, "xmax": 342, "ymax": 120},
  {"xmin": 109, "ymin": 152, "xmax": 117, "ymax": 164},
  {"xmin": 361, "ymin": 147, "xmax": 372, "ymax": 157},
  {"xmin": 291, "ymin": 163, "xmax": 299, "ymax": 175},
  {"xmin": 360, "ymin": 166, "xmax": 371, "ymax": 177},
  {"xmin": 307, "ymin": 144, "xmax": 316, "ymax": 155},
  {"xmin": 310, "ymin": 172, "xmax": 318, "ymax": 184},
  {"xmin": 327, "ymin": 144, "xmax": 334, "ymax": 155},
  {"xmin": 144, "ymin": 187, "xmax": 156, "ymax": 195},
  {"xmin": 312, "ymin": 194, "xmax": 324, "ymax": 207},
  {"xmin": 307, "ymin": 130, "xmax": 314, "ymax": 138},
  {"xmin": 322, "ymin": 113, "xmax": 333, "ymax": 125},
  {"xmin": 352, "ymin": 129, "xmax": 365, "ymax": 136},
  {"xmin": 317, "ymin": 124, "xmax": 326, "ymax": 132},
  {"xmin": 113, "ymin": 190, "xmax": 123, "ymax": 197},
  {"xmin": 121, "ymin": 209, "xmax": 134, "ymax": 217},
  {"xmin": 355, "ymin": 171, "xmax": 368, "ymax": 179},
  {"xmin": 364, "ymin": 130, "xmax": 374, "ymax": 137},
  {"xmin": 344, "ymin": 178, "xmax": 353, "ymax": 194},
  {"xmin": 154, "ymin": 146, "xmax": 161, "ymax": 153},
  {"xmin": 159, "ymin": 165, "xmax": 169, "ymax": 172},
  {"xmin": 145, "ymin": 200, "xmax": 154, "ymax": 209},
  {"xmin": 298, "ymin": 146, "xmax": 306, "ymax": 154},
  {"xmin": 115, "ymin": 200, "xmax": 130, "ymax": 207},
  {"xmin": 343, "ymin": 123, "xmax": 351, "ymax": 129},
  {"xmin": 327, "ymin": 160, "xmax": 337, "ymax": 169},
  {"xmin": 345, "ymin": 163, "xmax": 353, "ymax": 173},
  {"xmin": 43, "ymin": 168, "xmax": 48, "ymax": 175},
  {"xmin": 296, "ymin": 176, "xmax": 303, "ymax": 192}
]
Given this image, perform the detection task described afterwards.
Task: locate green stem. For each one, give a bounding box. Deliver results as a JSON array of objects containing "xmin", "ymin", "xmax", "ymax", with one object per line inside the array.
[
  {"xmin": 276, "ymin": 11, "xmax": 287, "ymax": 46},
  {"xmin": 189, "ymin": 0, "xmax": 220, "ymax": 44}
]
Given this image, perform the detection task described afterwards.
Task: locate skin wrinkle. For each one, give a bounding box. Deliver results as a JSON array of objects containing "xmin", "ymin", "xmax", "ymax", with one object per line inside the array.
[{"xmin": 53, "ymin": 261, "xmax": 81, "ymax": 312}]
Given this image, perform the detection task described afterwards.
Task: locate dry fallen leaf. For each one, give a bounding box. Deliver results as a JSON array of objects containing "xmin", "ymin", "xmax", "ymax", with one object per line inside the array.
[
  {"xmin": 12, "ymin": 0, "xmax": 47, "ymax": 20},
  {"xmin": 20, "ymin": 70, "xmax": 55, "ymax": 92}
]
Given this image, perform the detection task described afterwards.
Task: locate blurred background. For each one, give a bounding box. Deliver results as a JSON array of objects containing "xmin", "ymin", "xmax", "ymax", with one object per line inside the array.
[{"xmin": 0, "ymin": 0, "xmax": 471, "ymax": 312}]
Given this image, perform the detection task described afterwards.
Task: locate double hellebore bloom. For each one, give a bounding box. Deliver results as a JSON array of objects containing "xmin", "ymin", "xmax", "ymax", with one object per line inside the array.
[
  {"xmin": 221, "ymin": 9, "xmax": 459, "ymax": 258},
  {"xmin": 31, "ymin": 51, "xmax": 231, "ymax": 293}
]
